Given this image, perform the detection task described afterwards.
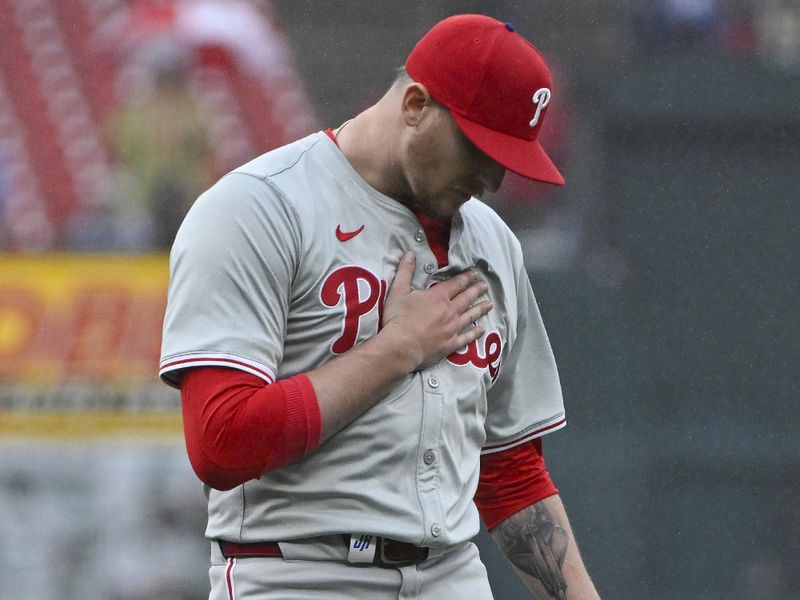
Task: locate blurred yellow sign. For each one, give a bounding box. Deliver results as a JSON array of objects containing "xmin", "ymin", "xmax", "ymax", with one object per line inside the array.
[
  {"xmin": 0, "ymin": 254, "xmax": 167, "ymax": 383},
  {"xmin": 0, "ymin": 254, "xmax": 180, "ymax": 438}
]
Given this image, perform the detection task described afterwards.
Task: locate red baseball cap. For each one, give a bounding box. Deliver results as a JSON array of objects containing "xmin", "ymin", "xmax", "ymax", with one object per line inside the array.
[{"xmin": 405, "ymin": 14, "xmax": 564, "ymax": 185}]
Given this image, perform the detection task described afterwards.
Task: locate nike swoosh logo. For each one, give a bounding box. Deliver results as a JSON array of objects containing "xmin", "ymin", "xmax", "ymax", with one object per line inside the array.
[{"xmin": 336, "ymin": 224, "xmax": 365, "ymax": 242}]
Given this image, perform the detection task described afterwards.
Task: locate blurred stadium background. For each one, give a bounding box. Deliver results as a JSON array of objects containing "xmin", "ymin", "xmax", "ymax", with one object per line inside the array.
[{"xmin": 0, "ymin": 1, "xmax": 798, "ymax": 598}]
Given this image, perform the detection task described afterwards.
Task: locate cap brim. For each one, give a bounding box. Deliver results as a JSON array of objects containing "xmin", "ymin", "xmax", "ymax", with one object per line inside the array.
[{"xmin": 451, "ymin": 112, "xmax": 565, "ymax": 186}]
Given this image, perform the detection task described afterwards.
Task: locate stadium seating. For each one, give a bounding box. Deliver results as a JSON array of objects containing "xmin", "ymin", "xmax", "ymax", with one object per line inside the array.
[{"xmin": 0, "ymin": 0, "xmax": 318, "ymax": 250}]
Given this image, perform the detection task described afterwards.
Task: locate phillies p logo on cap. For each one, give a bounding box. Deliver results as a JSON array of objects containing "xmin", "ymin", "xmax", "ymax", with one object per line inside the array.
[{"xmin": 529, "ymin": 88, "xmax": 551, "ymax": 128}]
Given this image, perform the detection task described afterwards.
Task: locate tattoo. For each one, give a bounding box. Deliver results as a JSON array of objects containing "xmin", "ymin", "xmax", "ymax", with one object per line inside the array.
[{"xmin": 494, "ymin": 503, "xmax": 569, "ymax": 599}]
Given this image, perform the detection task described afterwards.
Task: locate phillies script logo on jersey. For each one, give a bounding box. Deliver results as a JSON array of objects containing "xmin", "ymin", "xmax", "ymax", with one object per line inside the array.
[
  {"xmin": 448, "ymin": 331, "xmax": 503, "ymax": 382},
  {"xmin": 320, "ymin": 266, "xmax": 503, "ymax": 380},
  {"xmin": 320, "ymin": 266, "xmax": 388, "ymax": 354}
]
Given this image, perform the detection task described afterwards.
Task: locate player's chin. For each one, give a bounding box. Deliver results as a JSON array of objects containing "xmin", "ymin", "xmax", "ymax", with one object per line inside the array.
[{"xmin": 419, "ymin": 190, "xmax": 468, "ymax": 220}]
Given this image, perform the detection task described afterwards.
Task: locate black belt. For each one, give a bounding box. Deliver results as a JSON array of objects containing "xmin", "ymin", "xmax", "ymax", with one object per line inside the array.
[{"xmin": 218, "ymin": 535, "xmax": 430, "ymax": 568}]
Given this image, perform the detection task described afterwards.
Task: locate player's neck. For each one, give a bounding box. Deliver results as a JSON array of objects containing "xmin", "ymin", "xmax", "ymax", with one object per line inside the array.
[{"xmin": 336, "ymin": 103, "xmax": 412, "ymax": 207}]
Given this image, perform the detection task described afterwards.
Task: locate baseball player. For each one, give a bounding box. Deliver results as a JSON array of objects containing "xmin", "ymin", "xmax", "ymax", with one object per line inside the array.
[{"xmin": 160, "ymin": 14, "xmax": 599, "ymax": 600}]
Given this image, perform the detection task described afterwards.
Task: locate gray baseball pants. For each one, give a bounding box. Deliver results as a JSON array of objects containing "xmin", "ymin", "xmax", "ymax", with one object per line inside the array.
[{"xmin": 209, "ymin": 538, "xmax": 495, "ymax": 599}]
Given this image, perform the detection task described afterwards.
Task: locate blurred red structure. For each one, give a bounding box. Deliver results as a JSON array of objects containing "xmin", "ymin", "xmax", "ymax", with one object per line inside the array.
[{"xmin": 0, "ymin": 0, "xmax": 318, "ymax": 251}]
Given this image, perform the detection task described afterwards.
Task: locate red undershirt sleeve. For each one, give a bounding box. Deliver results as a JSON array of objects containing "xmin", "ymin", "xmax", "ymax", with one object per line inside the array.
[
  {"xmin": 180, "ymin": 366, "xmax": 321, "ymax": 490},
  {"xmin": 474, "ymin": 438, "xmax": 559, "ymax": 530}
]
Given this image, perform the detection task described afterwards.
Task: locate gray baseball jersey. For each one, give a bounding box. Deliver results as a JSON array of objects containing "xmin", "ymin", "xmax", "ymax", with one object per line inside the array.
[{"xmin": 160, "ymin": 131, "xmax": 565, "ymax": 548}]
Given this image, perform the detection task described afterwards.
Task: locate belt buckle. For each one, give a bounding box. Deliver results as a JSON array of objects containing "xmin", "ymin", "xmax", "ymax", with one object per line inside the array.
[{"xmin": 377, "ymin": 537, "xmax": 428, "ymax": 568}]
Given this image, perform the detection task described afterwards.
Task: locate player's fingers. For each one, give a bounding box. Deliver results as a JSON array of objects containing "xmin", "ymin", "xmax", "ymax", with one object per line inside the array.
[
  {"xmin": 451, "ymin": 280, "xmax": 488, "ymax": 313},
  {"xmin": 454, "ymin": 324, "xmax": 486, "ymax": 349},
  {"xmin": 438, "ymin": 269, "xmax": 479, "ymax": 299},
  {"xmin": 456, "ymin": 301, "xmax": 493, "ymax": 331},
  {"xmin": 387, "ymin": 251, "xmax": 416, "ymax": 298}
]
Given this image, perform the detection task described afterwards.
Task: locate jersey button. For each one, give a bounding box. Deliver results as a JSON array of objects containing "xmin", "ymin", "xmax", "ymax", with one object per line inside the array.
[
  {"xmin": 423, "ymin": 262, "xmax": 436, "ymax": 274},
  {"xmin": 431, "ymin": 525, "xmax": 442, "ymax": 537},
  {"xmin": 427, "ymin": 376, "xmax": 439, "ymax": 389},
  {"xmin": 414, "ymin": 229, "xmax": 425, "ymax": 243},
  {"xmin": 423, "ymin": 449, "xmax": 436, "ymax": 465}
]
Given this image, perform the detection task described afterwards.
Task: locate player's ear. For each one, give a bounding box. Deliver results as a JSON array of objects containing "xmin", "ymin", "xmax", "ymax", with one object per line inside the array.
[{"xmin": 400, "ymin": 83, "xmax": 434, "ymax": 127}]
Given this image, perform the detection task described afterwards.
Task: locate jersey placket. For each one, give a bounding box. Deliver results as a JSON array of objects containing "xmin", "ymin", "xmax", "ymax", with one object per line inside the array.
[
  {"xmin": 415, "ymin": 252, "xmax": 448, "ymax": 546},
  {"xmin": 403, "ymin": 215, "xmax": 445, "ymax": 544}
]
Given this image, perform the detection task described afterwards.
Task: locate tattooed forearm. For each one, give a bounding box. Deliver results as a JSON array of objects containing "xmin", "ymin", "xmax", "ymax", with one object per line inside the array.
[{"xmin": 494, "ymin": 502, "xmax": 570, "ymax": 599}]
